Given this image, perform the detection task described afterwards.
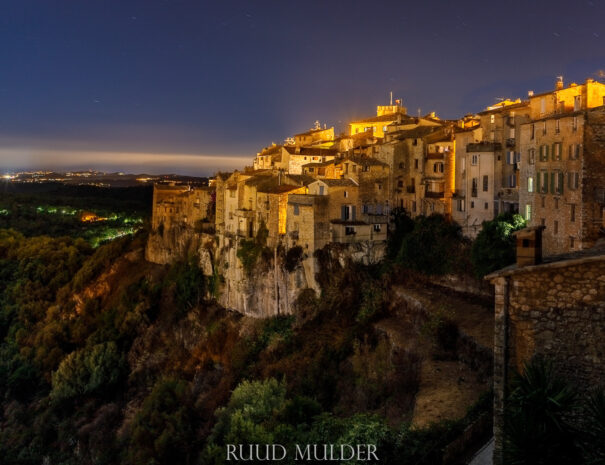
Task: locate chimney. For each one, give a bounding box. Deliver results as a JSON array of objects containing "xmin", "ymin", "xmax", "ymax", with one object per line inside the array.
[
  {"xmin": 555, "ymin": 76, "xmax": 564, "ymax": 90},
  {"xmin": 513, "ymin": 226, "xmax": 546, "ymax": 267}
]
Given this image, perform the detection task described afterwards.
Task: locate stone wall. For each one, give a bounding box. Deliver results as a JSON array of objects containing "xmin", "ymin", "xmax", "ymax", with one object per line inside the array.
[{"xmin": 489, "ymin": 254, "xmax": 605, "ymax": 464}]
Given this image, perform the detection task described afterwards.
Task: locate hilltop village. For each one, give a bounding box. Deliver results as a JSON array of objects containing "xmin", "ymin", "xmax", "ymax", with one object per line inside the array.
[{"xmin": 146, "ymin": 77, "xmax": 605, "ymax": 317}]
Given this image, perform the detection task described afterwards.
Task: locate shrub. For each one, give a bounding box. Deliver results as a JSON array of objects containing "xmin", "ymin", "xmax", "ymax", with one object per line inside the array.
[
  {"xmin": 504, "ymin": 356, "xmax": 581, "ymax": 465},
  {"xmin": 127, "ymin": 378, "xmax": 195, "ymax": 465},
  {"xmin": 167, "ymin": 255, "xmax": 205, "ymax": 313},
  {"xmin": 396, "ymin": 214, "xmax": 464, "ymax": 275},
  {"xmin": 50, "ymin": 342, "xmax": 124, "ymax": 402},
  {"xmin": 471, "ymin": 213, "xmax": 526, "ymax": 277},
  {"xmin": 284, "ymin": 246, "xmax": 303, "ymax": 272}
]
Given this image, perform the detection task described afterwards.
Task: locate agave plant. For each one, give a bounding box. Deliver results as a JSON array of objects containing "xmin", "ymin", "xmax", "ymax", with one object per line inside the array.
[
  {"xmin": 503, "ymin": 356, "xmax": 582, "ymax": 465},
  {"xmin": 579, "ymin": 388, "xmax": 605, "ymax": 465}
]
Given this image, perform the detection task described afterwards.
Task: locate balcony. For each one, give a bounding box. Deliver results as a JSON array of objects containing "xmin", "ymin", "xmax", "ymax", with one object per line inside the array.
[
  {"xmin": 505, "ymin": 138, "xmax": 516, "ymax": 148},
  {"xmin": 426, "ymin": 152, "xmax": 445, "ymax": 160},
  {"xmin": 425, "ymin": 191, "xmax": 444, "ymax": 199}
]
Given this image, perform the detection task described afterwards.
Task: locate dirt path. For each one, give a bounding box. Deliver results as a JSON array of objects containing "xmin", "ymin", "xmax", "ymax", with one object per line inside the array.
[{"xmin": 376, "ymin": 283, "xmax": 494, "ymax": 427}]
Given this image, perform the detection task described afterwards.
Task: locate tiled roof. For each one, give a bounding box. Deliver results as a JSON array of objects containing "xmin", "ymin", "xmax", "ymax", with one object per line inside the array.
[
  {"xmin": 319, "ymin": 178, "xmax": 358, "ymax": 187},
  {"xmin": 294, "ymin": 127, "xmax": 332, "ymax": 137},
  {"xmin": 283, "ymin": 146, "xmax": 339, "ymax": 156},
  {"xmin": 345, "ymin": 155, "xmax": 388, "ymax": 167}
]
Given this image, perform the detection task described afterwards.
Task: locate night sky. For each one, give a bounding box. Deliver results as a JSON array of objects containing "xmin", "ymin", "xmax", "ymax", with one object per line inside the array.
[{"xmin": 1, "ymin": 0, "xmax": 604, "ymax": 175}]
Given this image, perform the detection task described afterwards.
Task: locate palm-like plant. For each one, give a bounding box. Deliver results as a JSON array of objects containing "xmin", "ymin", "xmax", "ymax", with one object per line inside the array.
[{"xmin": 503, "ymin": 356, "xmax": 581, "ymax": 465}]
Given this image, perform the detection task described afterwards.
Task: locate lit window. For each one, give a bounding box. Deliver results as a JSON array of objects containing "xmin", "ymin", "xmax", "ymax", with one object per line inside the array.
[
  {"xmin": 528, "ymin": 177, "xmax": 534, "ymax": 193},
  {"xmin": 525, "ymin": 204, "xmax": 532, "ymax": 221},
  {"xmin": 471, "ymin": 154, "xmax": 478, "ymax": 165}
]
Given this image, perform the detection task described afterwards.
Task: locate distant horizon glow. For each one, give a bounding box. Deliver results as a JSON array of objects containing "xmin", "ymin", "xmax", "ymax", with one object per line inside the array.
[{"xmin": 0, "ymin": 148, "xmax": 249, "ymax": 176}]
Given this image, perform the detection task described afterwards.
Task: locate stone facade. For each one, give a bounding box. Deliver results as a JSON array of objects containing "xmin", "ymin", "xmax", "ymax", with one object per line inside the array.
[{"xmin": 487, "ymin": 248, "xmax": 605, "ymax": 465}]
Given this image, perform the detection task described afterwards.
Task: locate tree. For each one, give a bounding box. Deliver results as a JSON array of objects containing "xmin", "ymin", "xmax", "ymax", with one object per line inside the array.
[
  {"xmin": 396, "ymin": 214, "xmax": 464, "ymax": 275},
  {"xmin": 471, "ymin": 213, "xmax": 526, "ymax": 277},
  {"xmin": 127, "ymin": 378, "xmax": 195, "ymax": 465}
]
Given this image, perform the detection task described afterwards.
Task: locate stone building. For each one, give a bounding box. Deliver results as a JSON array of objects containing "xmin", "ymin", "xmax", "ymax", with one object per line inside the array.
[
  {"xmin": 349, "ymin": 103, "xmax": 407, "ymax": 138},
  {"xmin": 487, "ymin": 229, "xmax": 605, "ymax": 465},
  {"xmin": 151, "ymin": 184, "xmax": 213, "ymax": 231},
  {"xmin": 519, "ymin": 79, "xmax": 605, "ymax": 256}
]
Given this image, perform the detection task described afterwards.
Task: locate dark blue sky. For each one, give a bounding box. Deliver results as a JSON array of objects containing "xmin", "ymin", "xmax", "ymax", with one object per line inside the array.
[{"xmin": 1, "ymin": 0, "xmax": 604, "ymax": 174}]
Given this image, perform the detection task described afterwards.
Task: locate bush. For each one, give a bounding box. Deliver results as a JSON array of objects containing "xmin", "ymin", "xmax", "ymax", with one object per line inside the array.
[
  {"xmin": 504, "ymin": 356, "xmax": 581, "ymax": 465},
  {"xmin": 396, "ymin": 214, "xmax": 464, "ymax": 275},
  {"xmin": 471, "ymin": 213, "xmax": 526, "ymax": 277},
  {"xmin": 284, "ymin": 246, "xmax": 303, "ymax": 272},
  {"xmin": 127, "ymin": 378, "xmax": 195, "ymax": 465},
  {"xmin": 167, "ymin": 255, "xmax": 205, "ymax": 313},
  {"xmin": 50, "ymin": 342, "xmax": 125, "ymax": 402}
]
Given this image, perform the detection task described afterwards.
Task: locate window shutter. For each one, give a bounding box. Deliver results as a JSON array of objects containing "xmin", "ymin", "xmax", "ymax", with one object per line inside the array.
[
  {"xmin": 550, "ymin": 172, "xmax": 555, "ymax": 194},
  {"xmin": 545, "ymin": 144, "xmax": 550, "ymax": 160},
  {"xmin": 537, "ymin": 172, "xmax": 541, "ymax": 192},
  {"xmin": 352, "ymin": 206, "xmax": 356, "ymax": 221},
  {"xmin": 558, "ymin": 172, "xmax": 564, "ymax": 194},
  {"xmin": 341, "ymin": 206, "xmax": 346, "ymax": 220}
]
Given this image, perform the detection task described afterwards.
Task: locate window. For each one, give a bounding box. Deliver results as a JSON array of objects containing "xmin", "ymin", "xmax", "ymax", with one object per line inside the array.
[
  {"xmin": 568, "ymin": 172, "xmax": 579, "ymax": 190},
  {"xmin": 471, "ymin": 154, "xmax": 479, "ymax": 165},
  {"xmin": 525, "ymin": 204, "xmax": 532, "ymax": 221},
  {"xmin": 483, "ymin": 175, "xmax": 489, "ymax": 192},
  {"xmin": 490, "ymin": 114, "xmax": 495, "ymax": 124},
  {"xmin": 397, "ymin": 180, "xmax": 404, "ymax": 188},
  {"xmin": 382, "ymin": 125, "xmax": 387, "ymax": 132},
  {"xmin": 433, "ymin": 162, "xmax": 444, "ymax": 173},
  {"xmin": 574, "ymin": 95, "xmax": 581, "ymax": 111},
  {"xmin": 471, "ymin": 201, "xmax": 475, "ymax": 209},
  {"xmin": 399, "ymin": 162, "xmax": 404, "ymax": 169},
  {"xmin": 530, "ymin": 124, "xmax": 535, "ymax": 140},
  {"xmin": 554, "ymin": 197, "xmax": 559, "ymax": 209},
  {"xmin": 529, "ymin": 149, "xmax": 535, "ymax": 164},
  {"xmin": 414, "ymin": 159, "xmax": 419, "ymax": 169},
  {"xmin": 344, "ymin": 190, "xmax": 348, "ymax": 198},
  {"xmin": 509, "ymin": 174, "xmax": 517, "ymax": 188},
  {"xmin": 362, "ymin": 204, "xmax": 369, "ymax": 214},
  {"xmin": 376, "ymin": 183, "xmax": 382, "ymax": 190},
  {"xmin": 572, "ymin": 116, "xmax": 578, "ymax": 131},
  {"xmin": 484, "ymin": 202, "xmax": 489, "ymax": 209},
  {"xmin": 308, "ymin": 167, "xmax": 314, "ymax": 173},
  {"xmin": 542, "ymin": 121, "xmax": 547, "ymax": 135},
  {"xmin": 570, "ymin": 204, "xmax": 576, "ymax": 222},
  {"xmin": 457, "ymin": 198, "xmax": 465, "ymax": 212},
  {"xmin": 471, "ymin": 177, "xmax": 478, "ymax": 197},
  {"xmin": 539, "ymin": 145, "xmax": 549, "ymax": 161},
  {"xmin": 293, "ymin": 204, "xmax": 300, "ymax": 215},
  {"xmin": 319, "ymin": 185, "xmax": 325, "ymax": 195},
  {"xmin": 373, "ymin": 224, "xmax": 382, "ymax": 232},
  {"xmin": 555, "ymin": 119, "xmax": 560, "ymax": 134},
  {"xmin": 507, "ymin": 151, "xmax": 515, "ymax": 165},
  {"xmin": 553, "ymin": 143, "xmax": 562, "ymax": 160},
  {"xmin": 345, "ymin": 226, "xmax": 356, "ymax": 235},
  {"xmin": 553, "ymin": 171, "xmax": 564, "ymax": 195},
  {"xmin": 528, "ymin": 177, "xmax": 534, "ymax": 192},
  {"xmin": 554, "ymin": 220, "xmax": 559, "ymax": 235},
  {"xmin": 538, "ymin": 171, "xmax": 548, "ymax": 194}
]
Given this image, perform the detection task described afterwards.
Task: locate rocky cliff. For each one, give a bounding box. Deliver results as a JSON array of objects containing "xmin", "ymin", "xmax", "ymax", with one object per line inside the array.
[{"xmin": 146, "ymin": 224, "xmax": 386, "ymax": 318}]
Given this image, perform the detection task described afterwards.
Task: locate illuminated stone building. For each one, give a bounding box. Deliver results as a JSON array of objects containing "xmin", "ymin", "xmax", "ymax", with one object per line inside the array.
[
  {"xmin": 519, "ymin": 78, "xmax": 605, "ymax": 256},
  {"xmin": 349, "ymin": 103, "xmax": 407, "ymax": 138}
]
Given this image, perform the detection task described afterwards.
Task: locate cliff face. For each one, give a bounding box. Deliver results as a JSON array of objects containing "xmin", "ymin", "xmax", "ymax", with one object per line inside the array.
[{"xmin": 145, "ymin": 224, "xmax": 386, "ymax": 318}]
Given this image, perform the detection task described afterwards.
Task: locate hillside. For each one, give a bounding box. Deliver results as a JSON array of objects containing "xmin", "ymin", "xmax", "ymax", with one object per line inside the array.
[{"xmin": 0, "ymin": 228, "xmax": 493, "ymax": 465}]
